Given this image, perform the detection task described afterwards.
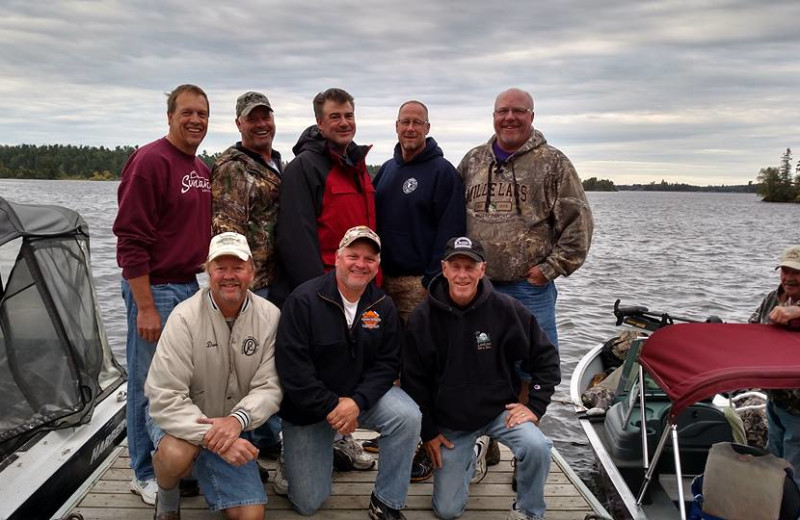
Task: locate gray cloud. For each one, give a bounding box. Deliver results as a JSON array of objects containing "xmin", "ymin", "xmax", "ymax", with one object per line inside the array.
[{"xmin": 1, "ymin": 0, "xmax": 799, "ymax": 184}]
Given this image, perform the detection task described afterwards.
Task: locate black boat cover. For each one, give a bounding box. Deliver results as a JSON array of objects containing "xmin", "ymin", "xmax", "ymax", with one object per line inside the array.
[{"xmin": 0, "ymin": 197, "xmax": 125, "ymax": 457}]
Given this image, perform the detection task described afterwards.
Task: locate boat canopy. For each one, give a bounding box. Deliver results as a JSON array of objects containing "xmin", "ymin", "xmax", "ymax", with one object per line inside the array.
[
  {"xmin": 0, "ymin": 197, "xmax": 125, "ymax": 457},
  {"xmin": 639, "ymin": 322, "xmax": 800, "ymax": 421}
]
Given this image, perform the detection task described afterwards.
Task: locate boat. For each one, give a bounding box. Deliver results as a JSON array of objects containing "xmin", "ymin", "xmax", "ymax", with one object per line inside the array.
[
  {"xmin": 0, "ymin": 197, "xmax": 127, "ymax": 520},
  {"xmin": 571, "ymin": 300, "xmax": 800, "ymax": 519}
]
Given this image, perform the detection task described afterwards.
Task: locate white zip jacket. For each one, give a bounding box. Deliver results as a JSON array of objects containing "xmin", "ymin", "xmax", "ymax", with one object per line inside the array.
[{"xmin": 145, "ymin": 288, "xmax": 282, "ymax": 445}]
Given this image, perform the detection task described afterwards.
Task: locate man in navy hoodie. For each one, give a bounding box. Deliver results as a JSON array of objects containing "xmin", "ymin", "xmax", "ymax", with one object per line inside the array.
[
  {"xmin": 374, "ymin": 100, "xmax": 465, "ymax": 322},
  {"xmin": 403, "ymin": 237, "xmax": 560, "ymax": 520}
]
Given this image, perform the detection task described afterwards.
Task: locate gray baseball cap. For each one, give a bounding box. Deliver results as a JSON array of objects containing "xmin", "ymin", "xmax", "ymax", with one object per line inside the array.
[
  {"xmin": 777, "ymin": 246, "xmax": 800, "ymax": 271},
  {"xmin": 236, "ymin": 91, "xmax": 273, "ymax": 118}
]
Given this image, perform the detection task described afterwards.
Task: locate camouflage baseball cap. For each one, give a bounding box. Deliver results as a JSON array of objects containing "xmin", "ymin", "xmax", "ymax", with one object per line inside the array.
[
  {"xmin": 443, "ymin": 236, "xmax": 485, "ymax": 263},
  {"xmin": 777, "ymin": 246, "xmax": 800, "ymax": 271},
  {"xmin": 236, "ymin": 91, "xmax": 273, "ymax": 118},
  {"xmin": 339, "ymin": 226, "xmax": 381, "ymax": 252}
]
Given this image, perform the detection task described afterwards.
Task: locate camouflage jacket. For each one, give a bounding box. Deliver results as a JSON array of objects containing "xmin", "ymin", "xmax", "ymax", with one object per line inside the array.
[
  {"xmin": 457, "ymin": 129, "xmax": 593, "ymax": 282},
  {"xmin": 211, "ymin": 144, "xmax": 282, "ymax": 290},
  {"xmin": 749, "ymin": 286, "xmax": 800, "ymax": 415}
]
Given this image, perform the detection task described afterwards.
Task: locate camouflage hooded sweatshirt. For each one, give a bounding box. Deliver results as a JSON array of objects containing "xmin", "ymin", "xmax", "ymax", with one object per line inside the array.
[
  {"xmin": 457, "ymin": 129, "xmax": 593, "ymax": 282},
  {"xmin": 211, "ymin": 144, "xmax": 282, "ymax": 291}
]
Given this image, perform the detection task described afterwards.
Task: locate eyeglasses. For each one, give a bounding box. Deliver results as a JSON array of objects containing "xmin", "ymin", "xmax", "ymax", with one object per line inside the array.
[
  {"xmin": 397, "ymin": 119, "xmax": 428, "ymax": 127},
  {"xmin": 493, "ymin": 107, "xmax": 532, "ymax": 117}
]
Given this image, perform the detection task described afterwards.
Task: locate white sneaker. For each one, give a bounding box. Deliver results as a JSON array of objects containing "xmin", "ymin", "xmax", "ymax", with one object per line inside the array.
[
  {"xmin": 272, "ymin": 455, "xmax": 289, "ymax": 496},
  {"xmin": 333, "ymin": 434, "xmax": 375, "ymax": 471},
  {"xmin": 470, "ymin": 435, "xmax": 489, "ymax": 484},
  {"xmin": 130, "ymin": 477, "xmax": 158, "ymax": 505}
]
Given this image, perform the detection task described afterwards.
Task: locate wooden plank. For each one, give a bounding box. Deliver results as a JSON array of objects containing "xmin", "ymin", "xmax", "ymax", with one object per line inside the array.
[{"xmin": 71, "ymin": 431, "xmax": 601, "ymax": 519}]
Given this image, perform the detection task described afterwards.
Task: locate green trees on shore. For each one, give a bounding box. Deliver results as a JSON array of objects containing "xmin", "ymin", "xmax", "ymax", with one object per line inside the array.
[
  {"xmin": 581, "ymin": 177, "xmax": 617, "ymax": 191},
  {"xmin": 756, "ymin": 148, "xmax": 799, "ymax": 203}
]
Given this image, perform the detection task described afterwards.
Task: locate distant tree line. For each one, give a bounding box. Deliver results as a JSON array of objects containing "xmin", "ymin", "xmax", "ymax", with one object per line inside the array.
[
  {"xmin": 756, "ymin": 148, "xmax": 800, "ymax": 203},
  {"xmin": 582, "ymin": 177, "xmax": 617, "ymax": 191},
  {"xmin": 0, "ymin": 144, "xmax": 137, "ymax": 180},
  {"xmin": 616, "ymin": 180, "xmax": 758, "ymax": 193}
]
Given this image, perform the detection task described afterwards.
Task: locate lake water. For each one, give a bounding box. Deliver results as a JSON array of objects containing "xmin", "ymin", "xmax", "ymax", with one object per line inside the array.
[{"xmin": 2, "ymin": 178, "xmax": 799, "ymax": 504}]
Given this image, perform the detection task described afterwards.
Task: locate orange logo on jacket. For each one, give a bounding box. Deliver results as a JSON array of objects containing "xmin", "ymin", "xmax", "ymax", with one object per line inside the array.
[{"xmin": 361, "ymin": 310, "xmax": 381, "ymax": 330}]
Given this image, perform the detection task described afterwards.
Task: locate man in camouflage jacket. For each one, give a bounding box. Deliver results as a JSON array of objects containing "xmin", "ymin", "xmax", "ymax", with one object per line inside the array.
[
  {"xmin": 749, "ymin": 245, "xmax": 800, "ymax": 485},
  {"xmin": 458, "ymin": 88, "xmax": 593, "ymax": 367},
  {"xmin": 211, "ymin": 91, "xmax": 284, "ymax": 458},
  {"xmin": 212, "ymin": 91, "xmax": 282, "ymax": 297}
]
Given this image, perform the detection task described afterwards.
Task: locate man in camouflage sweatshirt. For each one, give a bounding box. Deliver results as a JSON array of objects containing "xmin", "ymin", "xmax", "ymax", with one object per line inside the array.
[
  {"xmin": 458, "ymin": 88, "xmax": 593, "ymax": 372},
  {"xmin": 749, "ymin": 245, "xmax": 800, "ymax": 486},
  {"xmin": 211, "ymin": 91, "xmax": 284, "ymax": 459},
  {"xmin": 212, "ymin": 91, "xmax": 282, "ymax": 298}
]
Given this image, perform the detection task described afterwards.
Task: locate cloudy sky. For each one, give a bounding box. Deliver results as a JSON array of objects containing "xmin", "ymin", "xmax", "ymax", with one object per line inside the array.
[{"xmin": 2, "ymin": 0, "xmax": 798, "ymax": 184}]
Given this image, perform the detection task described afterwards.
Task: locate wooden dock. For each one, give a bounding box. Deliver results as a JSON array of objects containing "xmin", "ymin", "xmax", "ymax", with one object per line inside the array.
[{"xmin": 67, "ymin": 432, "xmax": 609, "ymax": 520}]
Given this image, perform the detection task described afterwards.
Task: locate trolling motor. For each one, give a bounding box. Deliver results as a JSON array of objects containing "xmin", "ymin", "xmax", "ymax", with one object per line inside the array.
[{"xmin": 613, "ymin": 299, "xmax": 722, "ymax": 332}]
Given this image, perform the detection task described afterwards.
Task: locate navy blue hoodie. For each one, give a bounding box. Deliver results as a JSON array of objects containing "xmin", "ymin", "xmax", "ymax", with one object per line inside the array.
[
  {"xmin": 402, "ymin": 275, "xmax": 560, "ymax": 441},
  {"xmin": 374, "ymin": 137, "xmax": 465, "ymax": 286}
]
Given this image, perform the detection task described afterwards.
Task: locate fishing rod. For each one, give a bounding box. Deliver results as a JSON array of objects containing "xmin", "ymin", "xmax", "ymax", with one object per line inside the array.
[{"xmin": 613, "ymin": 299, "xmax": 722, "ymax": 332}]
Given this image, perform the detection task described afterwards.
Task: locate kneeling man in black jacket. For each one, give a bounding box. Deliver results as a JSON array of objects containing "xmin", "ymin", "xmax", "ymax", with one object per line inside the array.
[
  {"xmin": 275, "ymin": 226, "xmax": 421, "ymax": 520},
  {"xmin": 403, "ymin": 237, "xmax": 560, "ymax": 520}
]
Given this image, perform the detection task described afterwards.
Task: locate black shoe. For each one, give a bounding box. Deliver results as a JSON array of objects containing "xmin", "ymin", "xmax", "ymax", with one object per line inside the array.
[
  {"xmin": 178, "ymin": 479, "xmax": 199, "ymax": 498},
  {"xmin": 362, "ymin": 437, "xmax": 380, "ymax": 453},
  {"xmin": 486, "ymin": 438, "xmax": 501, "ymax": 466},
  {"xmin": 257, "ymin": 440, "xmax": 282, "ymax": 460},
  {"xmin": 368, "ymin": 493, "xmax": 406, "ymax": 520},
  {"xmin": 410, "ymin": 445, "xmax": 433, "ymax": 482}
]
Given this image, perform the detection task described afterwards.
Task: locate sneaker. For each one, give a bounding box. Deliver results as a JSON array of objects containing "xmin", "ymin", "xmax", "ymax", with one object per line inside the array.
[
  {"xmin": 130, "ymin": 477, "xmax": 158, "ymax": 505},
  {"xmin": 486, "ymin": 437, "xmax": 501, "ymax": 466},
  {"xmin": 362, "ymin": 437, "xmax": 380, "ymax": 453},
  {"xmin": 368, "ymin": 492, "xmax": 406, "ymax": 520},
  {"xmin": 333, "ymin": 435, "xmax": 375, "ymax": 471},
  {"xmin": 470, "ymin": 435, "xmax": 489, "ymax": 484},
  {"xmin": 410, "ymin": 445, "xmax": 433, "ymax": 482},
  {"xmin": 272, "ymin": 455, "xmax": 289, "ymax": 496},
  {"xmin": 511, "ymin": 457, "xmax": 518, "ymax": 491},
  {"xmin": 505, "ymin": 501, "xmax": 543, "ymax": 520}
]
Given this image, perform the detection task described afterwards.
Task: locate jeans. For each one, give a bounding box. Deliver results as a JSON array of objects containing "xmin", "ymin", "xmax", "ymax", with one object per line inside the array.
[
  {"xmin": 122, "ymin": 279, "xmax": 198, "ymax": 481},
  {"xmin": 767, "ymin": 401, "xmax": 800, "ymax": 488},
  {"xmin": 146, "ymin": 411, "xmax": 266, "ymax": 511},
  {"xmin": 250, "ymin": 286, "xmax": 283, "ymax": 450},
  {"xmin": 493, "ymin": 280, "xmax": 558, "ymax": 349},
  {"xmin": 431, "ymin": 410, "xmax": 552, "ymax": 520},
  {"xmin": 282, "ymin": 386, "xmax": 421, "ymax": 515}
]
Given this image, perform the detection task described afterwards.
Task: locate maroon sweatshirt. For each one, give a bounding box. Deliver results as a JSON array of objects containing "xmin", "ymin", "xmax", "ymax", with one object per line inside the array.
[{"xmin": 113, "ymin": 137, "xmax": 211, "ymax": 284}]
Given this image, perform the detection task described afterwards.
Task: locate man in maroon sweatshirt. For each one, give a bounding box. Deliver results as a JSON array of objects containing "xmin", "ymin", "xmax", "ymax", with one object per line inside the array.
[{"xmin": 112, "ymin": 84, "xmax": 212, "ymax": 505}]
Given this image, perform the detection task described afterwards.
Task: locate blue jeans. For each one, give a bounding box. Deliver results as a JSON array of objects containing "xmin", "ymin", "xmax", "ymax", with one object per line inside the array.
[
  {"xmin": 250, "ymin": 286, "xmax": 283, "ymax": 450},
  {"xmin": 122, "ymin": 279, "xmax": 198, "ymax": 481},
  {"xmin": 146, "ymin": 412, "xmax": 267, "ymax": 511},
  {"xmin": 767, "ymin": 401, "xmax": 800, "ymax": 488},
  {"xmin": 432, "ymin": 411, "xmax": 552, "ymax": 520},
  {"xmin": 282, "ymin": 386, "xmax": 421, "ymax": 515},
  {"xmin": 493, "ymin": 280, "xmax": 558, "ymax": 349}
]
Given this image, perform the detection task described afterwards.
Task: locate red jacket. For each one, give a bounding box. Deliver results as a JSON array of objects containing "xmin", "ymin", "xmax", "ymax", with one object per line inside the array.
[{"xmin": 273, "ymin": 126, "xmax": 379, "ymax": 306}]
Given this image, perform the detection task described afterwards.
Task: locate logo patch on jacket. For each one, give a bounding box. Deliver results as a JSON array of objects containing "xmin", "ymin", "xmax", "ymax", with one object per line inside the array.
[
  {"xmin": 361, "ymin": 310, "xmax": 381, "ymax": 330},
  {"xmin": 242, "ymin": 337, "xmax": 258, "ymax": 356},
  {"xmin": 402, "ymin": 178, "xmax": 418, "ymax": 194},
  {"xmin": 475, "ymin": 331, "xmax": 492, "ymax": 351}
]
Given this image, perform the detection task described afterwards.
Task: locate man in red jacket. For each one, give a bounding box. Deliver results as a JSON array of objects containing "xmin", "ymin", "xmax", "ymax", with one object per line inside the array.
[{"xmin": 112, "ymin": 84, "xmax": 212, "ymax": 505}]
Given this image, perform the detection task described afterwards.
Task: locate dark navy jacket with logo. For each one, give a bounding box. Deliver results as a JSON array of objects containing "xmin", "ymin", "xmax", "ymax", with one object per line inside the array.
[
  {"xmin": 402, "ymin": 275, "xmax": 560, "ymax": 441},
  {"xmin": 272, "ymin": 125, "xmax": 376, "ymax": 307},
  {"xmin": 275, "ymin": 270, "xmax": 400, "ymax": 426}
]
